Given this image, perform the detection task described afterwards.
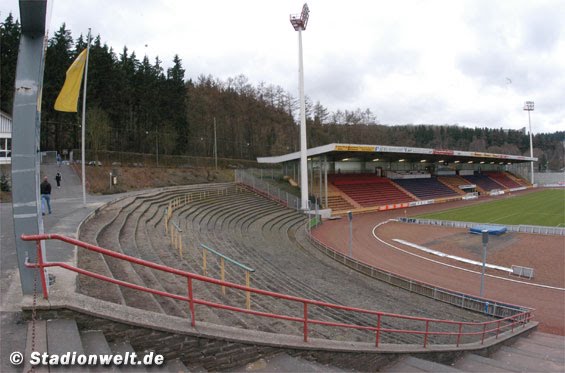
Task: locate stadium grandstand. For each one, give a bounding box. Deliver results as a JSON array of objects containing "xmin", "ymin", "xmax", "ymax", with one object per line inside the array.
[
  {"xmin": 7, "ymin": 2, "xmax": 562, "ymax": 371},
  {"xmin": 257, "ymin": 143, "xmax": 536, "ymax": 214}
]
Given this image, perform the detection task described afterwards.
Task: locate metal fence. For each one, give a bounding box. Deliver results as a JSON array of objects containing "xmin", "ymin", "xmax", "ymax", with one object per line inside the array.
[
  {"xmin": 398, "ymin": 218, "xmax": 565, "ymax": 236},
  {"xmin": 245, "ymin": 168, "xmax": 285, "ymax": 180},
  {"xmin": 70, "ymin": 149, "xmax": 262, "ymax": 169},
  {"xmin": 235, "ymin": 169, "xmax": 319, "ymax": 211}
]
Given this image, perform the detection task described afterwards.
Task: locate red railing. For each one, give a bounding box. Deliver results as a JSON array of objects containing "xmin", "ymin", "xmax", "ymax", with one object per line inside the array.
[{"xmin": 21, "ymin": 233, "xmax": 534, "ymax": 347}]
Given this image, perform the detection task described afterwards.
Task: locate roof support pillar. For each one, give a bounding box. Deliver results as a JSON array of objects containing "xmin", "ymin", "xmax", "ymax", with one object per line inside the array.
[{"xmin": 11, "ymin": 0, "xmax": 49, "ymax": 295}]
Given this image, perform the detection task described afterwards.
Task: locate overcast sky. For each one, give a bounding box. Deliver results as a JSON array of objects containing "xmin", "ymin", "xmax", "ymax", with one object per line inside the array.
[{"xmin": 2, "ymin": 0, "xmax": 564, "ymax": 133}]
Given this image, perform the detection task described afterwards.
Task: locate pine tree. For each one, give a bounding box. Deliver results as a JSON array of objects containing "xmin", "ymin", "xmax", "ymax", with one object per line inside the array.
[
  {"xmin": 0, "ymin": 13, "xmax": 21, "ymax": 114},
  {"xmin": 42, "ymin": 23, "xmax": 75, "ymax": 151}
]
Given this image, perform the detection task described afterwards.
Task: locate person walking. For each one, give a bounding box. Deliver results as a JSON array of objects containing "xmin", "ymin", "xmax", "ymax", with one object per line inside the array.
[
  {"xmin": 55, "ymin": 172, "xmax": 62, "ymax": 188},
  {"xmin": 40, "ymin": 176, "xmax": 52, "ymax": 215}
]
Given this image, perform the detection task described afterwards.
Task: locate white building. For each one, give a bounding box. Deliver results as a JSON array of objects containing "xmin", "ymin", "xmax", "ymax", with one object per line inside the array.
[{"xmin": 0, "ymin": 111, "xmax": 12, "ymax": 164}]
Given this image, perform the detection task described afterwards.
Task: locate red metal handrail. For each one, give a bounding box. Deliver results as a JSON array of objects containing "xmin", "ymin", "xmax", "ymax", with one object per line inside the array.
[{"xmin": 21, "ymin": 233, "xmax": 534, "ymax": 347}]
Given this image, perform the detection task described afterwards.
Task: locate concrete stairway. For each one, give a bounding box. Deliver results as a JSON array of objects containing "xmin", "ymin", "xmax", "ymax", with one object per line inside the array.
[
  {"xmin": 23, "ymin": 319, "xmax": 194, "ymax": 372},
  {"xmin": 382, "ymin": 331, "xmax": 565, "ymax": 372},
  {"xmin": 23, "ymin": 318, "xmax": 563, "ymax": 372},
  {"xmin": 231, "ymin": 352, "xmax": 346, "ymax": 372},
  {"xmin": 21, "ymin": 319, "xmax": 348, "ymax": 372}
]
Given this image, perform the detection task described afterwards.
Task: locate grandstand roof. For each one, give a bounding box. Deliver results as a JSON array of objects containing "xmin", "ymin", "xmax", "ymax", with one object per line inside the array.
[{"xmin": 257, "ymin": 143, "xmax": 537, "ymax": 165}]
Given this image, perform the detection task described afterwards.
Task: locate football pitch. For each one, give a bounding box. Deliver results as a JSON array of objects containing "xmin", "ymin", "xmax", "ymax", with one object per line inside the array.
[{"xmin": 416, "ymin": 189, "xmax": 565, "ymax": 227}]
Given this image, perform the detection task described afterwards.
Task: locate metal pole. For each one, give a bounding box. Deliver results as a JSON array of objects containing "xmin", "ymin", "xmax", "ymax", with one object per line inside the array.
[
  {"xmin": 81, "ymin": 30, "xmax": 92, "ymax": 205},
  {"xmin": 324, "ymin": 156, "xmax": 328, "ymax": 208},
  {"xmin": 528, "ymin": 110, "xmax": 534, "ymax": 184},
  {"xmin": 213, "ymin": 117, "xmax": 218, "ymax": 170},
  {"xmin": 480, "ymin": 230, "xmax": 488, "ymax": 297},
  {"xmin": 310, "ymin": 158, "xmax": 314, "ymax": 200},
  {"xmin": 156, "ymin": 132, "xmax": 159, "ymax": 166},
  {"xmin": 298, "ymin": 28, "xmax": 309, "ymax": 210},
  {"xmin": 348, "ymin": 211, "xmax": 353, "ymax": 257},
  {"xmin": 319, "ymin": 157, "xmax": 322, "ymax": 208}
]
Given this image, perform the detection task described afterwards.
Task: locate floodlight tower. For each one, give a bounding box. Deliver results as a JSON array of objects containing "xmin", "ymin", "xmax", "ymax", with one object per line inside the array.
[
  {"xmin": 290, "ymin": 3, "xmax": 310, "ymax": 210},
  {"xmin": 523, "ymin": 101, "xmax": 535, "ymax": 184}
]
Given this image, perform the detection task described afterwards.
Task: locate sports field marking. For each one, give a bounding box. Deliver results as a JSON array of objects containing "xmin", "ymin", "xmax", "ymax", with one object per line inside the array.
[
  {"xmin": 392, "ymin": 239, "xmax": 512, "ymax": 272},
  {"xmin": 488, "ymin": 213, "xmax": 520, "ymax": 223},
  {"xmin": 371, "ymin": 220, "xmax": 564, "ymax": 292}
]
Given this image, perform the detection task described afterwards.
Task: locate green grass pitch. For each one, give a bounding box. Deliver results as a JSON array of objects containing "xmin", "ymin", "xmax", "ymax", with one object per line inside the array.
[{"xmin": 416, "ymin": 189, "xmax": 565, "ymax": 227}]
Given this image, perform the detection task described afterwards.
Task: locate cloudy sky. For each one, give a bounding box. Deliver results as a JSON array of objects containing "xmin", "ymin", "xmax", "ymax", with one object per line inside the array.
[{"xmin": 2, "ymin": 0, "xmax": 564, "ymax": 133}]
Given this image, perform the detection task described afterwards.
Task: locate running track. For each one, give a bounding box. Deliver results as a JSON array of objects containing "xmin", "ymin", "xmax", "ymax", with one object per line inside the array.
[{"xmin": 313, "ymin": 203, "xmax": 565, "ymax": 335}]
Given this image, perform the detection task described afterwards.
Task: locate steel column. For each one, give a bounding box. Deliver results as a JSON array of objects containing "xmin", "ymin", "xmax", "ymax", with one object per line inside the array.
[{"xmin": 11, "ymin": 0, "xmax": 49, "ymax": 295}]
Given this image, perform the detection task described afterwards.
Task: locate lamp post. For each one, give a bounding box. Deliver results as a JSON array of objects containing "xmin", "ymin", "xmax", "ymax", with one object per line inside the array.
[
  {"xmin": 290, "ymin": 3, "xmax": 310, "ymax": 210},
  {"xmin": 523, "ymin": 101, "xmax": 534, "ymax": 184}
]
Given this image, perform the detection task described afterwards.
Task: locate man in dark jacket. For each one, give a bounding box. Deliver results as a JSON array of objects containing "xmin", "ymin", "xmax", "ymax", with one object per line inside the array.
[{"xmin": 40, "ymin": 176, "xmax": 52, "ymax": 215}]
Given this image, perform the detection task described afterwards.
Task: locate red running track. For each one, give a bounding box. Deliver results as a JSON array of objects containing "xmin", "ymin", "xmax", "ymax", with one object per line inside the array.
[{"xmin": 313, "ymin": 203, "xmax": 565, "ymax": 336}]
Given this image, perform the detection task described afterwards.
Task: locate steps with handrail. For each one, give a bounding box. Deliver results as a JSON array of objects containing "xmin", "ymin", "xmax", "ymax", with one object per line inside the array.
[{"xmin": 70, "ymin": 183, "xmax": 525, "ymax": 347}]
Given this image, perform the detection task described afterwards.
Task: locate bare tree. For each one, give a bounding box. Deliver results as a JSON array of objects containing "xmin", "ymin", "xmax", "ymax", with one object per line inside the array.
[{"xmin": 86, "ymin": 107, "xmax": 111, "ymax": 162}]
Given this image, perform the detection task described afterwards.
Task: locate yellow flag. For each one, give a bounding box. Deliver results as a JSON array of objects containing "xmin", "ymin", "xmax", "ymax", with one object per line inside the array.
[{"xmin": 54, "ymin": 49, "xmax": 87, "ymax": 112}]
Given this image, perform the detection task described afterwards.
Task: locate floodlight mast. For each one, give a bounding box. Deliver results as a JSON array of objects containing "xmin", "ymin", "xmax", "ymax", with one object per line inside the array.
[
  {"xmin": 290, "ymin": 3, "xmax": 310, "ymax": 210},
  {"xmin": 523, "ymin": 101, "xmax": 534, "ymax": 184}
]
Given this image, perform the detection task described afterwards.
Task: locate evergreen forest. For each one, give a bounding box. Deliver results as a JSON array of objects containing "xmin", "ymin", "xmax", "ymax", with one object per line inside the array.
[{"xmin": 1, "ymin": 15, "xmax": 563, "ymax": 170}]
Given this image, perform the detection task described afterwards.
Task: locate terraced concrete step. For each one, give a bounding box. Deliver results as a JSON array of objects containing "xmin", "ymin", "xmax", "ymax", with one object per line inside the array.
[
  {"xmin": 524, "ymin": 331, "xmax": 565, "ymax": 349},
  {"xmin": 161, "ymin": 358, "xmax": 191, "ymax": 372},
  {"xmin": 512, "ymin": 338, "xmax": 565, "ymax": 362},
  {"xmin": 46, "ymin": 319, "xmax": 88, "ymax": 372},
  {"xmin": 491, "ymin": 345, "xmax": 565, "ymax": 372},
  {"xmin": 232, "ymin": 353, "xmax": 345, "ymax": 372},
  {"xmin": 454, "ymin": 353, "xmax": 521, "ymax": 372},
  {"xmin": 80, "ymin": 330, "xmax": 118, "ymax": 372},
  {"xmin": 46, "ymin": 319, "xmax": 85, "ymax": 355},
  {"xmin": 183, "ymin": 363, "xmax": 208, "ymax": 373},
  {"xmin": 23, "ymin": 320, "xmax": 48, "ymax": 373},
  {"xmin": 382, "ymin": 356, "xmax": 462, "ymax": 372},
  {"xmin": 81, "ymin": 330, "xmax": 113, "ymax": 355},
  {"xmin": 109, "ymin": 341, "xmax": 146, "ymax": 372}
]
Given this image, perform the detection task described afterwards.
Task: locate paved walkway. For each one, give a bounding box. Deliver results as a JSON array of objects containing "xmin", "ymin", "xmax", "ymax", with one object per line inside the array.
[{"xmin": 0, "ymin": 162, "xmax": 116, "ymax": 372}]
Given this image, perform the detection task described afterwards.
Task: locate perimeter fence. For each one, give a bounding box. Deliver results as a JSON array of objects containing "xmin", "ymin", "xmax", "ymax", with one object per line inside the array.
[
  {"xmin": 398, "ymin": 218, "xmax": 565, "ymax": 236},
  {"xmin": 235, "ymin": 169, "xmax": 320, "ymax": 211}
]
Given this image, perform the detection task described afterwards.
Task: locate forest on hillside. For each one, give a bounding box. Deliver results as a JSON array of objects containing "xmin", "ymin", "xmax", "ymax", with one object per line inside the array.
[{"xmin": 1, "ymin": 14, "xmax": 563, "ymax": 170}]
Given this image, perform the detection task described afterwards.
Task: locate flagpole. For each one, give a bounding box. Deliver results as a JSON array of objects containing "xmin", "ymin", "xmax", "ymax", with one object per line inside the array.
[{"xmin": 81, "ymin": 29, "xmax": 91, "ymax": 205}]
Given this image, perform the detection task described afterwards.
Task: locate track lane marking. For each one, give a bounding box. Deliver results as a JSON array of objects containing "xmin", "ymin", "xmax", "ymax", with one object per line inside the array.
[{"xmin": 371, "ymin": 220, "xmax": 565, "ymax": 291}]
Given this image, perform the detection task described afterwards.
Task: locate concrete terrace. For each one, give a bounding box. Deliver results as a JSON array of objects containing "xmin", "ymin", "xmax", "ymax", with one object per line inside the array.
[{"xmin": 2, "ymin": 163, "xmax": 562, "ymax": 371}]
